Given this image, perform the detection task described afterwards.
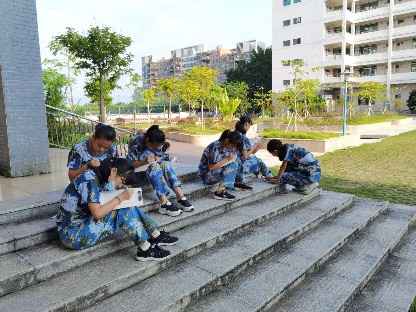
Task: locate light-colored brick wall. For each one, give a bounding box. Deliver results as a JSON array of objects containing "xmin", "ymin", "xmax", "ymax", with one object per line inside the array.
[{"xmin": 0, "ymin": 0, "xmax": 50, "ymax": 177}]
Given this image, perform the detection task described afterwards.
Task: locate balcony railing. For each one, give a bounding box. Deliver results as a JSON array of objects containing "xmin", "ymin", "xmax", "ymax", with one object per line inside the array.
[{"xmin": 46, "ymin": 105, "xmax": 134, "ymax": 156}]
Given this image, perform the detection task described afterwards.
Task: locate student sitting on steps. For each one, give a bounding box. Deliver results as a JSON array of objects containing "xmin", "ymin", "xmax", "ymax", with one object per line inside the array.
[
  {"xmin": 56, "ymin": 158, "xmax": 177, "ymax": 261},
  {"xmin": 199, "ymin": 130, "xmax": 243, "ymax": 201},
  {"xmin": 127, "ymin": 125, "xmax": 193, "ymax": 217},
  {"xmin": 67, "ymin": 124, "xmax": 118, "ymax": 182},
  {"xmin": 234, "ymin": 115, "xmax": 272, "ymax": 190},
  {"xmin": 266, "ymin": 139, "xmax": 321, "ymax": 195}
]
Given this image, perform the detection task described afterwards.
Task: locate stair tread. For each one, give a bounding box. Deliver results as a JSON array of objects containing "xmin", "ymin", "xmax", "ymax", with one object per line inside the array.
[
  {"xmin": 272, "ymin": 203, "xmax": 414, "ymax": 312},
  {"xmin": 0, "ymin": 186, "xmax": 318, "ymax": 312},
  {"xmin": 0, "ymin": 180, "xmax": 279, "ymax": 290},
  {"xmin": 346, "ymin": 221, "xmax": 416, "ymax": 312},
  {"xmin": 83, "ymin": 192, "xmax": 353, "ymax": 312},
  {"xmin": 184, "ymin": 199, "xmax": 386, "ymax": 312}
]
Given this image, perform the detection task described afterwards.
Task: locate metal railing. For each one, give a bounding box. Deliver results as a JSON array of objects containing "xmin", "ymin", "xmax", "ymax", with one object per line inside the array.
[{"xmin": 46, "ymin": 105, "xmax": 135, "ymax": 157}]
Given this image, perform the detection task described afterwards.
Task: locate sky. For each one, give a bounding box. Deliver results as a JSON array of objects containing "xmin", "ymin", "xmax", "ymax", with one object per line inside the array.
[{"xmin": 36, "ymin": 0, "xmax": 272, "ymax": 104}]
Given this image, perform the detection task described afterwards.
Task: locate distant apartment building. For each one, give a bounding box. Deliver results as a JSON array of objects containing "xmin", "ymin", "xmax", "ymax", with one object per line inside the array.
[
  {"xmin": 142, "ymin": 40, "xmax": 266, "ymax": 89},
  {"xmin": 273, "ymin": 0, "xmax": 416, "ymax": 109}
]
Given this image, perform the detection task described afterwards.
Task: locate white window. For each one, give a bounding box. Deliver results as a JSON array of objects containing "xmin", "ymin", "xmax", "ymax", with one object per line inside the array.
[
  {"xmin": 283, "ymin": 19, "xmax": 291, "ymax": 26},
  {"xmin": 281, "ymin": 60, "xmax": 291, "ymax": 66},
  {"xmin": 293, "ymin": 38, "xmax": 302, "ymax": 45},
  {"xmin": 411, "ymin": 62, "xmax": 416, "ymax": 72},
  {"xmin": 283, "ymin": 80, "xmax": 291, "ymax": 87},
  {"xmin": 293, "ymin": 17, "xmax": 302, "ymax": 24},
  {"xmin": 283, "ymin": 40, "xmax": 291, "ymax": 47}
]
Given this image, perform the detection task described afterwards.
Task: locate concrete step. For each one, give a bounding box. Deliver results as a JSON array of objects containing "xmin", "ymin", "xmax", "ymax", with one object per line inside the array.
[
  {"xmin": 0, "ymin": 179, "xmax": 295, "ymax": 296},
  {"xmin": 180, "ymin": 198, "xmax": 387, "ymax": 312},
  {"xmin": 346, "ymin": 204, "xmax": 416, "ymax": 312},
  {"xmin": 271, "ymin": 202, "xmax": 416, "ymax": 312},
  {"xmin": 83, "ymin": 192, "xmax": 354, "ymax": 312},
  {"xmin": 0, "ymin": 178, "xmax": 215, "ymax": 256},
  {"xmin": 0, "ymin": 188, "xmax": 321, "ymax": 312},
  {"xmin": 0, "ymin": 169, "xmax": 199, "ymax": 225}
]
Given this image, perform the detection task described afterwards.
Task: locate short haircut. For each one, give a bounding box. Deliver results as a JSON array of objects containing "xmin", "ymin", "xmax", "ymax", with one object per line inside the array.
[
  {"xmin": 94, "ymin": 124, "xmax": 117, "ymax": 141},
  {"xmin": 145, "ymin": 125, "xmax": 166, "ymax": 144},
  {"xmin": 267, "ymin": 139, "xmax": 287, "ymax": 161}
]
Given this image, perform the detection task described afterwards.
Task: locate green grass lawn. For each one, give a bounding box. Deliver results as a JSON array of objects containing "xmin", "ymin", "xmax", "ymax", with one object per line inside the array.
[
  {"xmin": 261, "ymin": 129, "xmax": 339, "ymax": 140},
  {"xmin": 275, "ymin": 113, "xmax": 407, "ymax": 128},
  {"xmin": 318, "ymin": 130, "xmax": 416, "ymax": 205}
]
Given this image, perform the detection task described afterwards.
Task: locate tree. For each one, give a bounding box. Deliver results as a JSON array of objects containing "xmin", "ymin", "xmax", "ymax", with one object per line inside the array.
[
  {"xmin": 84, "ymin": 77, "xmax": 117, "ymax": 109},
  {"xmin": 224, "ymin": 81, "xmax": 249, "ymax": 116},
  {"xmin": 226, "ymin": 47, "xmax": 272, "ymax": 112},
  {"xmin": 42, "ymin": 67, "xmax": 70, "ymax": 108},
  {"xmin": 143, "ymin": 88, "xmax": 157, "ymax": 121},
  {"xmin": 407, "ymin": 90, "xmax": 416, "ymax": 112},
  {"xmin": 254, "ymin": 88, "xmax": 273, "ymax": 118},
  {"xmin": 218, "ymin": 89, "xmax": 241, "ymax": 121},
  {"xmin": 355, "ymin": 82, "xmax": 387, "ymax": 116},
  {"xmin": 297, "ymin": 79, "xmax": 321, "ymax": 118},
  {"xmin": 157, "ymin": 77, "xmax": 178, "ymax": 122},
  {"xmin": 50, "ymin": 26, "xmax": 133, "ymax": 122},
  {"xmin": 178, "ymin": 78, "xmax": 200, "ymax": 116},
  {"xmin": 127, "ymin": 72, "xmax": 142, "ymax": 128},
  {"xmin": 184, "ymin": 66, "xmax": 218, "ymax": 127}
]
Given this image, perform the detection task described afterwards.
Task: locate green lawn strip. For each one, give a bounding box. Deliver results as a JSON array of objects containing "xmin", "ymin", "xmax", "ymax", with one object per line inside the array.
[
  {"xmin": 318, "ymin": 130, "xmax": 416, "ymax": 204},
  {"xmin": 261, "ymin": 129, "xmax": 339, "ymax": 140},
  {"xmin": 348, "ymin": 113, "xmax": 407, "ymax": 125},
  {"xmin": 269, "ymin": 130, "xmax": 416, "ymax": 205}
]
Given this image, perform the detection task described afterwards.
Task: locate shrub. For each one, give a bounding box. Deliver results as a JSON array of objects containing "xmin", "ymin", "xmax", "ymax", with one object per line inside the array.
[{"xmin": 407, "ymin": 90, "xmax": 416, "ymax": 112}]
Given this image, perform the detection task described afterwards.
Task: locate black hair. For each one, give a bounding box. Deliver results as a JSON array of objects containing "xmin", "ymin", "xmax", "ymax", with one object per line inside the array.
[
  {"xmin": 235, "ymin": 115, "xmax": 253, "ymax": 135},
  {"xmin": 145, "ymin": 125, "xmax": 165, "ymax": 145},
  {"xmin": 267, "ymin": 139, "xmax": 288, "ymax": 161},
  {"xmin": 93, "ymin": 158, "xmax": 134, "ymax": 187},
  {"xmin": 94, "ymin": 124, "xmax": 117, "ymax": 141},
  {"xmin": 219, "ymin": 130, "xmax": 243, "ymax": 153}
]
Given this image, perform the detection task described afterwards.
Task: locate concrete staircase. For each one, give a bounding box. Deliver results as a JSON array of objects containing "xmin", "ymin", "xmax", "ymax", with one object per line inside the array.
[{"xmin": 0, "ymin": 169, "xmax": 415, "ymax": 312}]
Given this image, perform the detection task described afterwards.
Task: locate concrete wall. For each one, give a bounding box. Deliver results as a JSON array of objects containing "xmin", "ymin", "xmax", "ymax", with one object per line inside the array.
[{"xmin": 0, "ymin": 0, "xmax": 49, "ymax": 177}]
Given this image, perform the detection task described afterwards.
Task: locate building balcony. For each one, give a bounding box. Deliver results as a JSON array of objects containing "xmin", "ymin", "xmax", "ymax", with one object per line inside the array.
[
  {"xmin": 394, "ymin": 0, "xmax": 416, "ymax": 15},
  {"xmin": 325, "ymin": 9, "xmax": 343, "ymax": 22},
  {"xmin": 393, "ymin": 24, "xmax": 416, "ymax": 39},
  {"xmin": 324, "ymin": 32, "xmax": 354, "ymax": 45},
  {"xmin": 391, "ymin": 72, "xmax": 416, "ymax": 84},
  {"xmin": 352, "ymin": 74, "xmax": 387, "ymax": 83},
  {"xmin": 323, "ymin": 75, "xmax": 344, "ymax": 84},
  {"xmin": 392, "ymin": 48, "xmax": 416, "ymax": 62},
  {"xmin": 324, "ymin": 54, "xmax": 344, "ymax": 66},
  {"xmin": 353, "ymin": 52, "xmax": 388, "ymax": 65},
  {"xmin": 354, "ymin": 29, "xmax": 389, "ymax": 44},
  {"xmin": 353, "ymin": 6, "xmax": 389, "ymax": 23}
]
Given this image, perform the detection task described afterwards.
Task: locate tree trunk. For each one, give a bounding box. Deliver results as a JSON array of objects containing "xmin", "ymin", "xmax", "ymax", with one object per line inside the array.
[
  {"xmin": 147, "ymin": 100, "xmax": 151, "ymax": 122},
  {"xmin": 99, "ymin": 74, "xmax": 106, "ymax": 123},
  {"xmin": 201, "ymin": 102, "xmax": 204, "ymax": 128},
  {"xmin": 168, "ymin": 97, "xmax": 172, "ymax": 123},
  {"xmin": 188, "ymin": 103, "xmax": 191, "ymax": 117}
]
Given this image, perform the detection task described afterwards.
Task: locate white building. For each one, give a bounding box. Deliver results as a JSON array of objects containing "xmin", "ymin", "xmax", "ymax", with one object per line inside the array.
[{"xmin": 273, "ymin": 0, "xmax": 416, "ymax": 109}]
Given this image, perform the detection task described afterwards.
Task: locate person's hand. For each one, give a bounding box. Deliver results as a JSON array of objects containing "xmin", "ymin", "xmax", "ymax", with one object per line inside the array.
[
  {"xmin": 119, "ymin": 189, "xmax": 133, "ymax": 202},
  {"xmin": 88, "ymin": 159, "xmax": 101, "ymax": 168},
  {"xmin": 253, "ymin": 143, "xmax": 262, "ymax": 153}
]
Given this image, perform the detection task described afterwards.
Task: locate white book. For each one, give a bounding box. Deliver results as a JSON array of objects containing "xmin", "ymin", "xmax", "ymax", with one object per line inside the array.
[{"xmin": 99, "ymin": 188, "xmax": 144, "ymax": 210}]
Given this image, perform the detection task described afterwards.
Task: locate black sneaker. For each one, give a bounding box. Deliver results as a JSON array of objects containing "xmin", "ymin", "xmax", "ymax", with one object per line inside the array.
[
  {"xmin": 136, "ymin": 245, "xmax": 170, "ymax": 261},
  {"xmin": 234, "ymin": 182, "xmax": 253, "ymax": 191},
  {"xmin": 159, "ymin": 202, "xmax": 182, "ymax": 217},
  {"xmin": 177, "ymin": 197, "xmax": 194, "ymax": 212},
  {"xmin": 150, "ymin": 231, "xmax": 179, "ymax": 246},
  {"xmin": 213, "ymin": 191, "xmax": 236, "ymax": 201}
]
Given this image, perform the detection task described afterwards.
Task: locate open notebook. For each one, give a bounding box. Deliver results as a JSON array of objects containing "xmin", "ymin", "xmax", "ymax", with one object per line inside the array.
[{"xmin": 99, "ymin": 188, "xmax": 144, "ymax": 210}]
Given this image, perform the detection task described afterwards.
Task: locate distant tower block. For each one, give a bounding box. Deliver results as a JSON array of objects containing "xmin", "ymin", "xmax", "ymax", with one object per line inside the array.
[{"xmin": 0, "ymin": 0, "xmax": 49, "ymax": 177}]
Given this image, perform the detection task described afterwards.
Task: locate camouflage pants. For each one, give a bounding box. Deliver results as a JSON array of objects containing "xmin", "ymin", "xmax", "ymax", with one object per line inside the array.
[
  {"xmin": 236, "ymin": 156, "xmax": 272, "ymax": 183},
  {"xmin": 57, "ymin": 207, "xmax": 159, "ymax": 250},
  {"xmin": 147, "ymin": 161, "xmax": 182, "ymax": 200}
]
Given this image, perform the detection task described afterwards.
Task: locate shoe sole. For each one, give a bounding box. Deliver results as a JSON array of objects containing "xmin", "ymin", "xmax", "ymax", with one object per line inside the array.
[
  {"xmin": 179, "ymin": 205, "xmax": 194, "ymax": 212},
  {"xmin": 213, "ymin": 194, "xmax": 235, "ymax": 201},
  {"xmin": 159, "ymin": 209, "xmax": 183, "ymax": 217},
  {"xmin": 135, "ymin": 256, "xmax": 168, "ymax": 262},
  {"xmin": 156, "ymin": 241, "xmax": 178, "ymax": 246}
]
